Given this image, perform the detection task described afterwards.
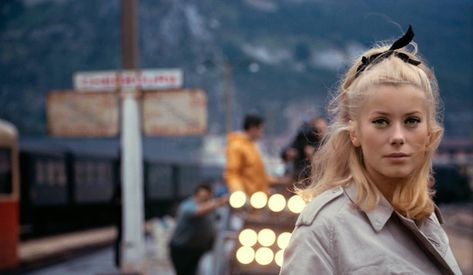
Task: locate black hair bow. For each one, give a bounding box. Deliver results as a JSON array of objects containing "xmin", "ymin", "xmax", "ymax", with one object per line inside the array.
[{"xmin": 355, "ymin": 25, "xmax": 421, "ymax": 78}]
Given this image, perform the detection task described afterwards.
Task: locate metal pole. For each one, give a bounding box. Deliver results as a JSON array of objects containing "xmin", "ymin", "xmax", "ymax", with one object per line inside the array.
[
  {"xmin": 120, "ymin": 0, "xmax": 146, "ymax": 273},
  {"xmin": 121, "ymin": 0, "xmax": 139, "ymax": 69}
]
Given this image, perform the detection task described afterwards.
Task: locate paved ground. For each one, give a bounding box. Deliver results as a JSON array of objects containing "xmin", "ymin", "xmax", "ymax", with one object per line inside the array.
[
  {"xmin": 24, "ymin": 237, "xmax": 176, "ymax": 275},
  {"xmin": 21, "ymin": 204, "xmax": 472, "ymax": 275}
]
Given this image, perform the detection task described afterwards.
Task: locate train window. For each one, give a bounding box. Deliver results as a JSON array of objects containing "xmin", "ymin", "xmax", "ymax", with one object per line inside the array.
[
  {"xmin": 97, "ymin": 162, "xmax": 111, "ymax": 185},
  {"xmin": 74, "ymin": 159, "xmax": 114, "ymax": 203},
  {"xmin": 75, "ymin": 162, "xmax": 84, "ymax": 185},
  {"xmin": 105, "ymin": 163, "xmax": 113, "ymax": 183},
  {"xmin": 0, "ymin": 148, "xmax": 12, "ymax": 194},
  {"xmin": 96, "ymin": 162, "xmax": 103, "ymax": 184},
  {"xmin": 47, "ymin": 161, "xmax": 56, "ymax": 186},
  {"xmin": 87, "ymin": 161, "xmax": 95, "ymax": 185},
  {"xmin": 147, "ymin": 164, "xmax": 173, "ymax": 199},
  {"xmin": 177, "ymin": 165, "xmax": 201, "ymax": 197},
  {"xmin": 57, "ymin": 162, "xmax": 66, "ymax": 187},
  {"xmin": 35, "ymin": 161, "xmax": 45, "ymax": 185}
]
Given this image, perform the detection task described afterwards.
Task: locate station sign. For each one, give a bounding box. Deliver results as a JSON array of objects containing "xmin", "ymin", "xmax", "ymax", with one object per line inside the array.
[
  {"xmin": 143, "ymin": 89, "xmax": 207, "ymax": 136},
  {"xmin": 73, "ymin": 69, "xmax": 183, "ymax": 91},
  {"xmin": 47, "ymin": 91, "xmax": 119, "ymax": 137}
]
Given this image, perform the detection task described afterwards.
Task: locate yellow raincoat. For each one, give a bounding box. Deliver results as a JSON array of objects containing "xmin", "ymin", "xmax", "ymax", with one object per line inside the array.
[{"xmin": 224, "ymin": 132, "xmax": 269, "ymax": 195}]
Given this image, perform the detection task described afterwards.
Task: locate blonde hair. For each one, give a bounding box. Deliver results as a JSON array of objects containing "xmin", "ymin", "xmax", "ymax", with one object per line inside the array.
[{"xmin": 299, "ymin": 43, "xmax": 443, "ymax": 221}]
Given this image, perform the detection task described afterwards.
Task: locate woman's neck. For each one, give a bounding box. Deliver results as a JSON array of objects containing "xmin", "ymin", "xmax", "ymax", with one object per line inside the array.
[
  {"xmin": 366, "ymin": 170, "xmax": 407, "ymax": 203},
  {"xmin": 374, "ymin": 180, "xmax": 396, "ymax": 202}
]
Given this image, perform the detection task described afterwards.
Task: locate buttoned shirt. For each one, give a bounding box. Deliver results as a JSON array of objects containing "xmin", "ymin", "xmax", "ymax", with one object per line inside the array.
[{"xmin": 280, "ymin": 184, "xmax": 462, "ymax": 275}]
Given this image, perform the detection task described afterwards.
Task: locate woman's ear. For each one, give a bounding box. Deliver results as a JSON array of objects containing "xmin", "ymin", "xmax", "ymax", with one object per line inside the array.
[
  {"xmin": 427, "ymin": 128, "xmax": 442, "ymax": 149},
  {"xmin": 349, "ymin": 120, "xmax": 361, "ymax": 147}
]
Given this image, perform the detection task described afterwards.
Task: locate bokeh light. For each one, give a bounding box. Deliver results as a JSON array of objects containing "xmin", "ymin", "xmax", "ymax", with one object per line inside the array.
[
  {"xmin": 275, "ymin": 249, "xmax": 284, "ymax": 267},
  {"xmin": 239, "ymin": 228, "xmax": 258, "ymax": 247},
  {"xmin": 229, "ymin": 191, "xmax": 246, "ymax": 208},
  {"xmin": 250, "ymin": 191, "xmax": 268, "ymax": 209},
  {"xmin": 255, "ymin": 247, "xmax": 274, "ymax": 266},
  {"xmin": 268, "ymin": 194, "xmax": 286, "ymax": 212},
  {"xmin": 287, "ymin": 195, "xmax": 306, "ymax": 213},
  {"xmin": 236, "ymin": 246, "xmax": 255, "ymax": 265},
  {"xmin": 258, "ymin": 228, "xmax": 276, "ymax": 247},
  {"xmin": 277, "ymin": 232, "xmax": 292, "ymax": 249}
]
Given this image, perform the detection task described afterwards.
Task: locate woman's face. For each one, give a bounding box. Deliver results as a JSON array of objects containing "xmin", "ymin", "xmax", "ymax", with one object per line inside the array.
[{"xmin": 351, "ymin": 84, "xmax": 430, "ymax": 185}]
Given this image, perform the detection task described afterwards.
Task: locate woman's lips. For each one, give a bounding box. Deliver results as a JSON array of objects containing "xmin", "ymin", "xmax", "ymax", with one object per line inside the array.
[
  {"xmin": 385, "ymin": 152, "xmax": 409, "ymax": 158},
  {"xmin": 384, "ymin": 153, "xmax": 410, "ymax": 162}
]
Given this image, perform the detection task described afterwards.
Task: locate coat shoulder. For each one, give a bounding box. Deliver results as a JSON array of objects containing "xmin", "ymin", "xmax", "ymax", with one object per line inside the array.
[{"xmin": 296, "ymin": 186, "xmax": 345, "ymax": 227}]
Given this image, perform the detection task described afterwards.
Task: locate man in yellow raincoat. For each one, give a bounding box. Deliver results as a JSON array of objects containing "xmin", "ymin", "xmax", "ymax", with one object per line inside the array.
[{"xmin": 224, "ymin": 114, "xmax": 272, "ymax": 195}]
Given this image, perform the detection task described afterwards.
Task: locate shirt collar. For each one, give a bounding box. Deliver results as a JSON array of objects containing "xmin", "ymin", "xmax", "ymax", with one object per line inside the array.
[{"xmin": 344, "ymin": 183, "xmax": 394, "ymax": 232}]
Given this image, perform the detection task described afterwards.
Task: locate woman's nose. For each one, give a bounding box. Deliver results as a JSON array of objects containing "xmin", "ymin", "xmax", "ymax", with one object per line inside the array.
[{"xmin": 390, "ymin": 123, "xmax": 405, "ymax": 145}]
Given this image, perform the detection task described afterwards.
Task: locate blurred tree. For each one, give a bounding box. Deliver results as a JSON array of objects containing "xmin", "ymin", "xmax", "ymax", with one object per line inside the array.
[
  {"xmin": 0, "ymin": 0, "xmax": 24, "ymax": 31},
  {"xmin": 293, "ymin": 42, "xmax": 311, "ymax": 63}
]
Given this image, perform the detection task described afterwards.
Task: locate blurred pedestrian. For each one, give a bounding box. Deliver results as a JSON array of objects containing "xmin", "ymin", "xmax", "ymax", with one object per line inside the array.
[
  {"xmin": 281, "ymin": 116, "xmax": 327, "ymax": 182},
  {"xmin": 169, "ymin": 182, "xmax": 228, "ymax": 275},
  {"xmin": 280, "ymin": 26, "xmax": 462, "ymax": 274},
  {"xmin": 224, "ymin": 114, "xmax": 276, "ymax": 195}
]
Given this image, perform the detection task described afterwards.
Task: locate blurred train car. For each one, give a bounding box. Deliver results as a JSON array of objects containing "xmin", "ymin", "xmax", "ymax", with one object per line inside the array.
[
  {"xmin": 14, "ymin": 135, "xmax": 473, "ymax": 244},
  {"xmin": 19, "ymin": 147, "xmax": 120, "ymax": 236},
  {"xmin": 0, "ymin": 119, "xmax": 20, "ymax": 271},
  {"xmin": 18, "ymin": 137, "xmax": 209, "ymax": 238},
  {"xmin": 144, "ymin": 160, "xmax": 207, "ymax": 218}
]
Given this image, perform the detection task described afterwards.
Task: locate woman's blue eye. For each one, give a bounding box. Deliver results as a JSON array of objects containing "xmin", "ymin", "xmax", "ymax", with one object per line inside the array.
[
  {"xmin": 372, "ymin": 118, "xmax": 388, "ymax": 126},
  {"xmin": 405, "ymin": 117, "xmax": 421, "ymax": 125}
]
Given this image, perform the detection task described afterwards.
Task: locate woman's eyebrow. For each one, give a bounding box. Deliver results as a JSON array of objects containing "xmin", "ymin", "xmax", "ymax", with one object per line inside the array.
[
  {"xmin": 369, "ymin": 110, "xmax": 424, "ymax": 116},
  {"xmin": 404, "ymin": 111, "xmax": 423, "ymax": 116},
  {"xmin": 369, "ymin": 111, "xmax": 390, "ymax": 116}
]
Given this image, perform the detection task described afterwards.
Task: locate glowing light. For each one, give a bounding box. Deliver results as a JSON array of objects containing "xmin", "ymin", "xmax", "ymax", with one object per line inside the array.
[
  {"xmin": 287, "ymin": 195, "xmax": 306, "ymax": 213},
  {"xmin": 268, "ymin": 194, "xmax": 286, "ymax": 212},
  {"xmin": 255, "ymin": 247, "xmax": 274, "ymax": 266},
  {"xmin": 258, "ymin": 228, "xmax": 276, "ymax": 247},
  {"xmin": 229, "ymin": 191, "xmax": 246, "ymax": 208},
  {"xmin": 250, "ymin": 191, "xmax": 268, "ymax": 209},
  {"xmin": 236, "ymin": 246, "xmax": 255, "ymax": 265},
  {"xmin": 275, "ymin": 250, "xmax": 284, "ymax": 267},
  {"xmin": 277, "ymin": 232, "xmax": 292, "ymax": 250},
  {"xmin": 239, "ymin": 229, "xmax": 258, "ymax": 247}
]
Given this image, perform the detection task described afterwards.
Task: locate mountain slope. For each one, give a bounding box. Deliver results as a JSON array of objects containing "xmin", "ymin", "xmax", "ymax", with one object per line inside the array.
[{"xmin": 1, "ymin": 0, "xmax": 472, "ymax": 137}]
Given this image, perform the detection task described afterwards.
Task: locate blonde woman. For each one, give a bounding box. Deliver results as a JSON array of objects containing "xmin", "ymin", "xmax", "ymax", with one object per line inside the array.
[{"xmin": 280, "ymin": 26, "xmax": 462, "ymax": 275}]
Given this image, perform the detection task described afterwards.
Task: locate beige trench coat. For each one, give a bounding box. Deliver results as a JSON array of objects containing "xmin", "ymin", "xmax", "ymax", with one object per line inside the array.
[{"xmin": 280, "ymin": 184, "xmax": 462, "ymax": 275}]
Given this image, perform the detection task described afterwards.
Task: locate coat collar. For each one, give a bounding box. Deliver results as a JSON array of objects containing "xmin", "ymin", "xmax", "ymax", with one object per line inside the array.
[
  {"xmin": 344, "ymin": 183, "xmax": 394, "ymax": 232},
  {"xmin": 343, "ymin": 183, "xmax": 444, "ymax": 232}
]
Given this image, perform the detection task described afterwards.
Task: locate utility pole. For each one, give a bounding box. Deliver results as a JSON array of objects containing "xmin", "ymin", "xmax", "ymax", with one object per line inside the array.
[
  {"xmin": 120, "ymin": 0, "xmax": 146, "ymax": 273},
  {"xmin": 121, "ymin": 0, "xmax": 139, "ymax": 69}
]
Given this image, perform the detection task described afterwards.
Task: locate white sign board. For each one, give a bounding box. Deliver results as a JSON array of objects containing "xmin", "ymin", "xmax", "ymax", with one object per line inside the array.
[
  {"xmin": 47, "ymin": 91, "xmax": 119, "ymax": 137},
  {"xmin": 74, "ymin": 69, "xmax": 183, "ymax": 91},
  {"xmin": 143, "ymin": 89, "xmax": 207, "ymax": 136}
]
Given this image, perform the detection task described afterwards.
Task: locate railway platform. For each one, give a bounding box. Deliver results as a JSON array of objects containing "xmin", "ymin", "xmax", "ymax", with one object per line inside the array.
[
  {"xmin": 9, "ymin": 204, "xmax": 473, "ymax": 275},
  {"xmin": 18, "ymin": 221, "xmax": 178, "ymax": 275}
]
